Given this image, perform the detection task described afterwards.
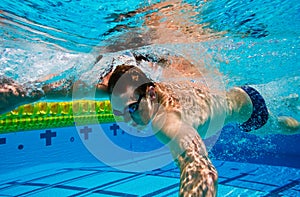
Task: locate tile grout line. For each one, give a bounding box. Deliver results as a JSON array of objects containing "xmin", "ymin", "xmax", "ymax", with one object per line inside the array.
[
  {"xmin": 68, "ymin": 173, "xmax": 145, "ymax": 197},
  {"xmin": 15, "ymin": 171, "xmax": 102, "ymax": 196}
]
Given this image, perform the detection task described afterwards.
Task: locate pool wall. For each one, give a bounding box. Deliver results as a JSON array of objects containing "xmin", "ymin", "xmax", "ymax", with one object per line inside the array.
[
  {"xmin": 0, "ymin": 122, "xmax": 168, "ymax": 174},
  {"xmin": 0, "ymin": 122, "xmax": 299, "ymax": 175}
]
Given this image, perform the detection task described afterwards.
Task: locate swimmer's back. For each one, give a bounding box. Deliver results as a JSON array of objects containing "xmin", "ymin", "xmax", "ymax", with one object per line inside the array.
[{"xmin": 155, "ymin": 80, "xmax": 227, "ymax": 138}]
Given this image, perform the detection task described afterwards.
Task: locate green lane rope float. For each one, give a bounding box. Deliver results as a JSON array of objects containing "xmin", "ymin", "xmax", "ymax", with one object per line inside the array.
[{"xmin": 0, "ymin": 100, "xmax": 121, "ymax": 133}]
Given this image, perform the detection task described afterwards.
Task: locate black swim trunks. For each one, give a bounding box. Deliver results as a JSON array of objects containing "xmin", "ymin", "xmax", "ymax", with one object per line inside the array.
[{"xmin": 238, "ymin": 85, "xmax": 269, "ymax": 132}]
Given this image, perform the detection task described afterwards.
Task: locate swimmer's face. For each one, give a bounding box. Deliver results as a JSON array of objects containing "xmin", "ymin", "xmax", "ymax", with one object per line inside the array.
[{"xmin": 110, "ymin": 84, "xmax": 152, "ymax": 129}]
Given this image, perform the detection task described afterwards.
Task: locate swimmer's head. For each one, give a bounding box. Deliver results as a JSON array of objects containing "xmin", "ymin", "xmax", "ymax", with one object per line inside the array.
[
  {"xmin": 107, "ymin": 65, "xmax": 153, "ymax": 95},
  {"xmin": 107, "ymin": 65, "xmax": 156, "ymax": 127}
]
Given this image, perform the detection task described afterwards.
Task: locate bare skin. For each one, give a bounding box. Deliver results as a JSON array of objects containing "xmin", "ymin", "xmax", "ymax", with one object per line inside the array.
[
  {"xmin": 108, "ymin": 66, "xmax": 220, "ymax": 196},
  {"xmin": 105, "ymin": 64, "xmax": 299, "ymax": 196},
  {"xmin": 0, "ymin": 76, "xmax": 43, "ymax": 113},
  {"xmin": 1, "ymin": 57, "xmax": 299, "ymax": 197},
  {"xmin": 102, "ymin": 0, "xmax": 223, "ymax": 53},
  {"xmin": 140, "ymin": 0, "xmax": 222, "ymax": 44},
  {"xmin": 1, "ymin": 1, "xmax": 299, "ymax": 196}
]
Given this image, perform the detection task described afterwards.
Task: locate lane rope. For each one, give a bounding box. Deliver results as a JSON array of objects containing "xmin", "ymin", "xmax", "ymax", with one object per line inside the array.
[{"xmin": 0, "ymin": 100, "xmax": 120, "ymax": 133}]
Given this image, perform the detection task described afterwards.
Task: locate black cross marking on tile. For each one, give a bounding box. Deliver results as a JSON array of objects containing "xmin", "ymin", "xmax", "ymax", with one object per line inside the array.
[
  {"xmin": 110, "ymin": 124, "xmax": 122, "ymax": 136},
  {"xmin": 80, "ymin": 126, "xmax": 92, "ymax": 140},
  {"xmin": 0, "ymin": 138, "xmax": 6, "ymax": 145},
  {"xmin": 40, "ymin": 130, "xmax": 56, "ymax": 146}
]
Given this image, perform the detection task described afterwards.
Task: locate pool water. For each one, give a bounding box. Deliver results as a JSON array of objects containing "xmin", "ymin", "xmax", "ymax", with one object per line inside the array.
[{"xmin": 1, "ymin": 0, "xmax": 300, "ymax": 196}]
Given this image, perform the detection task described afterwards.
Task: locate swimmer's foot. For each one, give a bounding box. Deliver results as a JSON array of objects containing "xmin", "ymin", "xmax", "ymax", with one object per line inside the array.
[
  {"xmin": 0, "ymin": 76, "xmax": 43, "ymax": 114},
  {"xmin": 277, "ymin": 116, "xmax": 300, "ymax": 135}
]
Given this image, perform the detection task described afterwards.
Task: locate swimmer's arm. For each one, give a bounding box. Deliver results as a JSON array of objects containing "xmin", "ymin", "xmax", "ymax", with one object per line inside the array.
[
  {"xmin": 153, "ymin": 112, "xmax": 217, "ymax": 196},
  {"xmin": 41, "ymin": 78, "xmax": 109, "ymax": 99},
  {"xmin": 0, "ymin": 76, "xmax": 43, "ymax": 114},
  {"xmin": 0, "ymin": 76, "xmax": 103, "ymax": 114},
  {"xmin": 110, "ymin": 1, "xmax": 182, "ymax": 22},
  {"xmin": 31, "ymin": 71, "xmax": 79, "ymax": 99},
  {"xmin": 36, "ymin": 68, "xmax": 110, "ymax": 99},
  {"xmin": 152, "ymin": 111, "xmax": 207, "ymax": 159}
]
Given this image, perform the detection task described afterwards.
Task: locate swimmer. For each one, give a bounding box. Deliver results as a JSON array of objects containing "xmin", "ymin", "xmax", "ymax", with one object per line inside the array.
[
  {"xmin": 1, "ymin": 1, "xmax": 299, "ymax": 196},
  {"xmin": 1, "ymin": 50, "xmax": 299, "ymax": 197},
  {"xmin": 100, "ymin": 63, "xmax": 299, "ymax": 196}
]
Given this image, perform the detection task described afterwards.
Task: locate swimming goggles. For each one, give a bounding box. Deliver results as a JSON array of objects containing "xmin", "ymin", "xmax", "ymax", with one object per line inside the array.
[{"xmin": 113, "ymin": 94, "xmax": 144, "ymax": 124}]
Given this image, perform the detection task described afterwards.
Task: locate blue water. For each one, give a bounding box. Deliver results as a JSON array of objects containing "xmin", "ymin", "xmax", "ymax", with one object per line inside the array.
[
  {"xmin": 1, "ymin": 0, "xmax": 299, "ymax": 87},
  {"xmin": 0, "ymin": 0, "xmax": 300, "ymax": 196}
]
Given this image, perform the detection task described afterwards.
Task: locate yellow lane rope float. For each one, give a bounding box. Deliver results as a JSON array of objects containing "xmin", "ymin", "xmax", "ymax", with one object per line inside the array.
[{"xmin": 0, "ymin": 100, "xmax": 121, "ymax": 133}]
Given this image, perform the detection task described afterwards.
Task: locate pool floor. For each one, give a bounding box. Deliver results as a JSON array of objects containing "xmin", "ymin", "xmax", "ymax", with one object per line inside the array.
[{"xmin": 0, "ymin": 160, "xmax": 299, "ymax": 197}]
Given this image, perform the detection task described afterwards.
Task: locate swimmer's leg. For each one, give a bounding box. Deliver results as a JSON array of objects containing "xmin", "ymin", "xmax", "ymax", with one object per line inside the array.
[
  {"xmin": 227, "ymin": 85, "xmax": 300, "ymax": 135},
  {"xmin": 177, "ymin": 135, "xmax": 218, "ymax": 196},
  {"xmin": 225, "ymin": 86, "xmax": 254, "ymax": 125},
  {"xmin": 239, "ymin": 86, "xmax": 300, "ymax": 134}
]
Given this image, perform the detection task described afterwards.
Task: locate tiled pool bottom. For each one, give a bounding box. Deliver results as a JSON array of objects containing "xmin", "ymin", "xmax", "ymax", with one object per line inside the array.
[{"xmin": 0, "ymin": 160, "xmax": 299, "ymax": 197}]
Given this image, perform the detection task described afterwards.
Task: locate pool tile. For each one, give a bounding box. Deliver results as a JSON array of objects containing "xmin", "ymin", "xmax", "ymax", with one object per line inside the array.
[
  {"xmin": 155, "ymin": 168, "xmax": 180, "ymax": 178},
  {"xmin": 0, "ymin": 183, "xmax": 13, "ymax": 191},
  {"xmin": 226, "ymin": 179, "xmax": 277, "ymax": 192},
  {"xmin": 66, "ymin": 172, "xmax": 137, "ymax": 189},
  {"xmin": 0, "ymin": 185, "xmax": 40, "ymax": 196},
  {"xmin": 0, "ymin": 166, "xmax": 61, "ymax": 184},
  {"xmin": 154, "ymin": 188, "xmax": 178, "ymax": 197},
  {"xmin": 30, "ymin": 170, "xmax": 94, "ymax": 184},
  {"xmin": 28, "ymin": 187, "xmax": 79, "ymax": 197},
  {"xmin": 279, "ymin": 188, "xmax": 300, "ymax": 196},
  {"xmin": 217, "ymin": 162, "xmax": 257, "ymax": 179},
  {"xmin": 105, "ymin": 175, "xmax": 178, "ymax": 196},
  {"xmin": 82, "ymin": 193, "xmax": 124, "ymax": 197},
  {"xmin": 92, "ymin": 189, "xmax": 138, "ymax": 197},
  {"xmin": 0, "ymin": 160, "xmax": 299, "ymax": 196},
  {"xmin": 293, "ymin": 183, "xmax": 300, "ymax": 190},
  {"xmin": 211, "ymin": 160, "xmax": 225, "ymax": 168},
  {"xmin": 238, "ymin": 166, "xmax": 300, "ymax": 186},
  {"xmin": 218, "ymin": 184, "xmax": 268, "ymax": 197}
]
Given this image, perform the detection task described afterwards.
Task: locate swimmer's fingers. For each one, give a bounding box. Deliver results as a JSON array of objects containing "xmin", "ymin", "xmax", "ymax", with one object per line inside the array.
[
  {"xmin": 0, "ymin": 77, "xmax": 42, "ymax": 114},
  {"xmin": 106, "ymin": 11, "xmax": 137, "ymax": 22},
  {"xmin": 0, "ymin": 87, "xmax": 24, "ymax": 114},
  {"xmin": 106, "ymin": 0, "xmax": 182, "ymax": 22},
  {"xmin": 35, "ymin": 73, "xmax": 59, "ymax": 83}
]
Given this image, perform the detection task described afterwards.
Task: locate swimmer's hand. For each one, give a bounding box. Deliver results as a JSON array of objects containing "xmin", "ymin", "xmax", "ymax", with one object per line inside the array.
[{"xmin": 0, "ymin": 76, "xmax": 43, "ymax": 114}]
